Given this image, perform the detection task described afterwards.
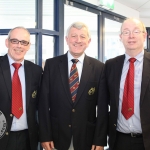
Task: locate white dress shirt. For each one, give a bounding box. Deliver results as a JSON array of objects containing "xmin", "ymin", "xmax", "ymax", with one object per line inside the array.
[
  {"xmin": 117, "ymin": 50, "xmax": 144, "ymax": 133},
  {"xmin": 7, "ymin": 54, "xmax": 28, "ymax": 131}
]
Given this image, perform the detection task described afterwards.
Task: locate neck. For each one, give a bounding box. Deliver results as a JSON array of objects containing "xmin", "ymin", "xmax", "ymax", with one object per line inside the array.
[{"xmin": 126, "ymin": 49, "xmax": 143, "ymax": 57}]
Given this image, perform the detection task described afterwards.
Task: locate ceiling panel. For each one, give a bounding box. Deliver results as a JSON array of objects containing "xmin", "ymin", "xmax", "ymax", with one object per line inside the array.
[{"xmin": 115, "ymin": 0, "xmax": 150, "ymax": 9}]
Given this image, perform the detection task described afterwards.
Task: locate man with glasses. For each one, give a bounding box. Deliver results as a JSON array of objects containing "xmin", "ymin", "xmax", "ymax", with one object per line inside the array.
[
  {"xmin": 105, "ymin": 18, "xmax": 150, "ymax": 150},
  {"xmin": 0, "ymin": 26, "xmax": 42, "ymax": 150}
]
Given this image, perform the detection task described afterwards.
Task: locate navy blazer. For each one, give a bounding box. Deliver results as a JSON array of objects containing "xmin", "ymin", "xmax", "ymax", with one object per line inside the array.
[
  {"xmin": 0, "ymin": 54, "xmax": 42, "ymax": 150},
  {"xmin": 105, "ymin": 51, "xmax": 150, "ymax": 150},
  {"xmin": 38, "ymin": 53, "xmax": 108, "ymax": 150}
]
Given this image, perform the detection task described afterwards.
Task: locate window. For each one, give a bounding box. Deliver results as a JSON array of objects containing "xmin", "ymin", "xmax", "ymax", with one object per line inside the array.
[{"xmin": 64, "ymin": 5, "xmax": 98, "ymax": 59}]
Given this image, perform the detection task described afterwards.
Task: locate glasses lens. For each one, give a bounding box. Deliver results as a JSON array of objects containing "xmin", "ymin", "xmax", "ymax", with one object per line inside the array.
[
  {"xmin": 9, "ymin": 39, "xmax": 29, "ymax": 46},
  {"xmin": 20, "ymin": 40, "xmax": 29, "ymax": 46},
  {"xmin": 10, "ymin": 39, "xmax": 19, "ymax": 44}
]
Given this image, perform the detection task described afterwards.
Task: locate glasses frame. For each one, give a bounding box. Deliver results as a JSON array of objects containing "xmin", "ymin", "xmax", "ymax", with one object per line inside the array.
[
  {"xmin": 121, "ymin": 30, "xmax": 145, "ymax": 36},
  {"xmin": 9, "ymin": 38, "xmax": 30, "ymax": 46}
]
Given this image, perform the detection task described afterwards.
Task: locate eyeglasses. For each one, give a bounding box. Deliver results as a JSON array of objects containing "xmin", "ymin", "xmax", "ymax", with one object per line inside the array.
[
  {"xmin": 9, "ymin": 39, "xmax": 30, "ymax": 46},
  {"xmin": 121, "ymin": 30, "xmax": 144, "ymax": 36}
]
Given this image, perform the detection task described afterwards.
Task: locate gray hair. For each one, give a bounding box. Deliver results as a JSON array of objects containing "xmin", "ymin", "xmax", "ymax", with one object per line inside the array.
[
  {"xmin": 120, "ymin": 18, "xmax": 147, "ymax": 33},
  {"xmin": 7, "ymin": 26, "xmax": 30, "ymax": 39},
  {"xmin": 66, "ymin": 22, "xmax": 91, "ymax": 39}
]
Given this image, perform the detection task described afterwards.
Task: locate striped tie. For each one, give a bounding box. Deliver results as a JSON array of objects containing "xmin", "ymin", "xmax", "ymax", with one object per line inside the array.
[{"xmin": 69, "ymin": 59, "xmax": 79, "ymax": 102}]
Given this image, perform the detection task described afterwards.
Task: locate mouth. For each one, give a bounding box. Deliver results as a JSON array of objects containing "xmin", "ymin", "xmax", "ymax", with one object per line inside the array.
[
  {"xmin": 128, "ymin": 41, "xmax": 136, "ymax": 44},
  {"xmin": 73, "ymin": 43, "xmax": 82, "ymax": 47},
  {"xmin": 14, "ymin": 49, "xmax": 23, "ymax": 53}
]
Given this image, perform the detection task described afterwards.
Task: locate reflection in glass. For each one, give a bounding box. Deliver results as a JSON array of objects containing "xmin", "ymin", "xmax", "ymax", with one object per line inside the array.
[
  {"xmin": 43, "ymin": 0, "xmax": 54, "ymax": 30},
  {"xmin": 0, "ymin": 0, "xmax": 35, "ymax": 28},
  {"xmin": 42, "ymin": 35, "xmax": 54, "ymax": 68},
  {"xmin": 64, "ymin": 5, "xmax": 98, "ymax": 59},
  {"xmin": 104, "ymin": 18, "xmax": 125, "ymax": 61}
]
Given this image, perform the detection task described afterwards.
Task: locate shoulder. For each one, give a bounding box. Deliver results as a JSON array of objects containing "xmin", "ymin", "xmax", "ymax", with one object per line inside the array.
[
  {"xmin": 85, "ymin": 55, "xmax": 104, "ymax": 67},
  {"xmin": 24, "ymin": 60, "xmax": 42, "ymax": 71},
  {"xmin": 45, "ymin": 54, "xmax": 67, "ymax": 67},
  {"xmin": 105, "ymin": 54, "xmax": 125, "ymax": 64}
]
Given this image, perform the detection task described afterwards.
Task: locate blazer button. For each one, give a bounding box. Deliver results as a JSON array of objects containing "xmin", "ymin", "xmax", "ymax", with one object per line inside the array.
[
  {"xmin": 69, "ymin": 125, "xmax": 71, "ymax": 128},
  {"xmin": 5, "ymin": 132, "xmax": 9, "ymax": 135},
  {"xmin": 10, "ymin": 114, "xmax": 13, "ymax": 117},
  {"xmin": 114, "ymin": 124, "xmax": 116, "ymax": 126},
  {"xmin": 72, "ymin": 109, "xmax": 75, "ymax": 112}
]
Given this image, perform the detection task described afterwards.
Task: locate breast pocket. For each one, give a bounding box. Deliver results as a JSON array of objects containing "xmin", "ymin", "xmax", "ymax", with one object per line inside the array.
[
  {"xmin": 86, "ymin": 81, "xmax": 98, "ymax": 100},
  {"xmin": 30, "ymin": 86, "xmax": 39, "ymax": 103}
]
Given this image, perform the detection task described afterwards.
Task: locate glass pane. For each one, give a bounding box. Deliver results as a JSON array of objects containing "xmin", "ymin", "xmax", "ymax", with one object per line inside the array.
[
  {"xmin": 0, "ymin": 0, "xmax": 35, "ymax": 28},
  {"xmin": 0, "ymin": 35, "xmax": 35, "ymax": 63},
  {"xmin": 24, "ymin": 35, "xmax": 35, "ymax": 63},
  {"xmin": 64, "ymin": 5, "xmax": 98, "ymax": 59},
  {"xmin": 43, "ymin": 0, "xmax": 54, "ymax": 30},
  {"xmin": 42, "ymin": 35, "xmax": 54, "ymax": 68},
  {"xmin": 104, "ymin": 18, "xmax": 125, "ymax": 61}
]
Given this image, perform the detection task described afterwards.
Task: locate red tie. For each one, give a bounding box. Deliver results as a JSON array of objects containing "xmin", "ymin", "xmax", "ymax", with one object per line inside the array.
[
  {"xmin": 12, "ymin": 63, "xmax": 23, "ymax": 119},
  {"xmin": 122, "ymin": 58, "xmax": 136, "ymax": 120},
  {"xmin": 69, "ymin": 59, "xmax": 79, "ymax": 102}
]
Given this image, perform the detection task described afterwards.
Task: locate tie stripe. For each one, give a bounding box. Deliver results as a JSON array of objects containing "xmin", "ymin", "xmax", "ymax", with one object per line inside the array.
[
  {"xmin": 69, "ymin": 59, "xmax": 79, "ymax": 102},
  {"xmin": 122, "ymin": 58, "xmax": 136, "ymax": 120}
]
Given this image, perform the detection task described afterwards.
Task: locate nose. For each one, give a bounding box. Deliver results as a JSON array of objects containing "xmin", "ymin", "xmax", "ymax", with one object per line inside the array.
[
  {"xmin": 76, "ymin": 36, "xmax": 81, "ymax": 42},
  {"xmin": 129, "ymin": 32, "xmax": 134, "ymax": 38}
]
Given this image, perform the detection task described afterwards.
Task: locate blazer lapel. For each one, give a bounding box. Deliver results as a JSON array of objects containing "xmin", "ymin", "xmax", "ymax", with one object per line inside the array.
[
  {"xmin": 114, "ymin": 55, "xmax": 125, "ymax": 108},
  {"xmin": 140, "ymin": 51, "xmax": 150, "ymax": 104},
  {"xmin": 59, "ymin": 54, "xmax": 73, "ymax": 104},
  {"xmin": 74, "ymin": 55, "xmax": 92, "ymax": 106},
  {"xmin": 24, "ymin": 60, "xmax": 32, "ymax": 110},
  {"xmin": 0, "ymin": 55, "xmax": 12, "ymax": 99}
]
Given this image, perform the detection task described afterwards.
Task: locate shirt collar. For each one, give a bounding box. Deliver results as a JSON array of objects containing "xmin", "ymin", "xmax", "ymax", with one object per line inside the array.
[
  {"xmin": 124, "ymin": 50, "xmax": 144, "ymax": 63},
  {"xmin": 67, "ymin": 51, "xmax": 85, "ymax": 64},
  {"xmin": 7, "ymin": 53, "xmax": 24, "ymax": 66}
]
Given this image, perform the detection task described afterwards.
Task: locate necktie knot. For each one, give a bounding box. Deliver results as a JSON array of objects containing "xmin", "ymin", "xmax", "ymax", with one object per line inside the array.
[
  {"xmin": 129, "ymin": 58, "xmax": 136, "ymax": 63},
  {"xmin": 12, "ymin": 63, "xmax": 22, "ymax": 70},
  {"xmin": 71, "ymin": 59, "xmax": 79, "ymax": 64}
]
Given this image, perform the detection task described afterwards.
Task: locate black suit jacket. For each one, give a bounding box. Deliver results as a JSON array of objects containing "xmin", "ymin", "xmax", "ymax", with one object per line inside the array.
[
  {"xmin": 105, "ymin": 51, "xmax": 150, "ymax": 150},
  {"xmin": 38, "ymin": 54, "xmax": 108, "ymax": 150},
  {"xmin": 0, "ymin": 54, "xmax": 42, "ymax": 150}
]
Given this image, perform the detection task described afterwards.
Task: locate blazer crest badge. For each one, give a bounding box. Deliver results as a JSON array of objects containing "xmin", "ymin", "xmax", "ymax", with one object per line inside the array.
[
  {"xmin": 32, "ymin": 90, "xmax": 37, "ymax": 98},
  {"xmin": 88, "ymin": 87, "xmax": 95, "ymax": 95}
]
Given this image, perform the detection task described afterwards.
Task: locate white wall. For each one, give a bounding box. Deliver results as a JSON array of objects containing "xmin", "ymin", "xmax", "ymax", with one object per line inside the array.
[
  {"xmin": 140, "ymin": 18, "xmax": 150, "ymax": 27},
  {"xmin": 113, "ymin": 1, "xmax": 139, "ymax": 18}
]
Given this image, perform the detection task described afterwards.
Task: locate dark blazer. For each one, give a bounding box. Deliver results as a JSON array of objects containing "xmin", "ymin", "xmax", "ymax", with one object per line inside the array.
[
  {"xmin": 38, "ymin": 53, "xmax": 108, "ymax": 150},
  {"xmin": 105, "ymin": 51, "xmax": 150, "ymax": 150},
  {"xmin": 0, "ymin": 54, "xmax": 42, "ymax": 150}
]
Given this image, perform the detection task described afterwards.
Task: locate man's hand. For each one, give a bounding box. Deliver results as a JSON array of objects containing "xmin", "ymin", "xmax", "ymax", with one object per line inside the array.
[
  {"xmin": 41, "ymin": 141, "xmax": 54, "ymax": 150},
  {"xmin": 91, "ymin": 145, "xmax": 104, "ymax": 150}
]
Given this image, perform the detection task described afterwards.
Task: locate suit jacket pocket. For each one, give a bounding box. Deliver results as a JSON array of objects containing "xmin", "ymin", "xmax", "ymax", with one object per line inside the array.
[
  {"xmin": 86, "ymin": 81, "xmax": 98, "ymax": 101},
  {"xmin": 51, "ymin": 116, "xmax": 59, "ymax": 142},
  {"xmin": 86, "ymin": 121, "xmax": 96, "ymax": 146},
  {"xmin": 31, "ymin": 86, "xmax": 39, "ymax": 103}
]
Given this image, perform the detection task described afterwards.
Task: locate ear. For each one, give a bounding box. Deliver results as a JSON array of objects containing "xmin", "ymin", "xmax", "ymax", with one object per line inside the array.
[
  {"xmin": 5, "ymin": 39, "xmax": 9, "ymax": 48},
  {"xmin": 119, "ymin": 34, "xmax": 122, "ymax": 42},
  {"xmin": 88, "ymin": 38, "xmax": 91, "ymax": 44},
  {"xmin": 65, "ymin": 36, "xmax": 69, "ymax": 45}
]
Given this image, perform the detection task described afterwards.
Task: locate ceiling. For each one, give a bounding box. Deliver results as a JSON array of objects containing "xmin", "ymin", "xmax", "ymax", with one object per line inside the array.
[{"xmin": 115, "ymin": 0, "xmax": 150, "ymax": 18}]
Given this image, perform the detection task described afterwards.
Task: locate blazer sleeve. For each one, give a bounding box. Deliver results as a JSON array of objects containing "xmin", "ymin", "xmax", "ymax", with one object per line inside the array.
[
  {"xmin": 93, "ymin": 64, "xmax": 109, "ymax": 146},
  {"xmin": 38, "ymin": 60, "xmax": 53, "ymax": 142}
]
